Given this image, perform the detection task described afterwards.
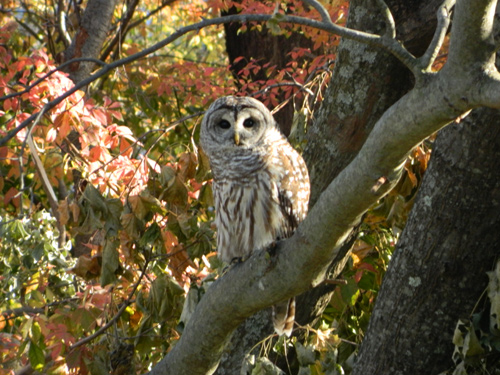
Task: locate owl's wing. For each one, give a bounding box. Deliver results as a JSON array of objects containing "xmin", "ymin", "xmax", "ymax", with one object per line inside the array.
[
  {"xmin": 273, "ymin": 143, "xmax": 309, "ymax": 239},
  {"xmin": 277, "ymin": 185, "xmax": 298, "ymax": 238}
]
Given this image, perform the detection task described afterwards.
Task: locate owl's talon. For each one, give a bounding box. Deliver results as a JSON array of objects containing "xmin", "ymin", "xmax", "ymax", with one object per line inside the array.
[
  {"xmin": 230, "ymin": 256, "xmax": 244, "ymax": 264},
  {"xmin": 220, "ymin": 256, "xmax": 245, "ymax": 275},
  {"xmin": 267, "ymin": 241, "xmax": 278, "ymax": 257}
]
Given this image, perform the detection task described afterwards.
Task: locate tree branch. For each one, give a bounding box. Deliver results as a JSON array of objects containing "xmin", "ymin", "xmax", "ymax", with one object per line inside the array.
[
  {"xmin": 302, "ymin": 0, "xmax": 333, "ymax": 24},
  {"xmin": 418, "ymin": 0, "xmax": 455, "ymax": 71},
  {"xmin": 375, "ymin": 0, "xmax": 396, "ymax": 38},
  {"xmin": 145, "ymin": 77, "xmax": 473, "ymax": 375},
  {"xmin": 63, "ymin": 0, "xmax": 118, "ymax": 84},
  {"xmin": 446, "ymin": 0, "xmax": 497, "ymax": 69}
]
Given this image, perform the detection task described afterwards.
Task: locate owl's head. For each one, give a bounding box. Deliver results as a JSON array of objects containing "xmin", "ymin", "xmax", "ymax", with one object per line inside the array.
[{"xmin": 200, "ymin": 96, "xmax": 279, "ymax": 155}]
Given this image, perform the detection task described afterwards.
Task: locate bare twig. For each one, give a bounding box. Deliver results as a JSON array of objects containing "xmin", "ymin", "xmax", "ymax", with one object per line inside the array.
[
  {"xmin": 418, "ymin": 0, "xmax": 456, "ymax": 71},
  {"xmin": 375, "ymin": 0, "xmax": 396, "ymax": 38},
  {"xmin": 1, "ymin": 298, "xmax": 80, "ymax": 321},
  {"xmin": 253, "ymin": 81, "xmax": 315, "ymax": 97},
  {"xmin": 14, "ymin": 354, "xmax": 53, "ymax": 375},
  {"xmin": 127, "ymin": 0, "xmax": 177, "ymax": 30},
  {"xmin": 57, "ymin": 0, "xmax": 72, "ymax": 47},
  {"xmin": 17, "ymin": 108, "xmax": 47, "ymax": 215},
  {"xmin": 99, "ymin": 0, "xmax": 140, "ymax": 62},
  {"xmin": 69, "ymin": 260, "xmax": 149, "ymax": 350},
  {"xmin": 302, "ymin": 0, "xmax": 333, "ymax": 24},
  {"xmin": 14, "ymin": 18, "xmax": 44, "ymax": 43}
]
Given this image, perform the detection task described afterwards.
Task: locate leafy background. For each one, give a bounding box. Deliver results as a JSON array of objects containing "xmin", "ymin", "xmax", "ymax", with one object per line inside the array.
[{"xmin": 0, "ymin": 1, "xmax": 496, "ymax": 374}]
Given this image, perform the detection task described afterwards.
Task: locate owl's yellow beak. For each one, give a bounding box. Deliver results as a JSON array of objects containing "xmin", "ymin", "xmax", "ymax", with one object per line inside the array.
[{"xmin": 234, "ymin": 131, "xmax": 240, "ymax": 145}]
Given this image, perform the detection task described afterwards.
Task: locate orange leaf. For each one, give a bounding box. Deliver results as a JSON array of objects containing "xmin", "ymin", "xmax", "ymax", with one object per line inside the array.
[
  {"xmin": 58, "ymin": 199, "xmax": 70, "ymax": 225},
  {"xmin": 4, "ymin": 186, "xmax": 20, "ymax": 207},
  {"xmin": 178, "ymin": 152, "xmax": 198, "ymax": 181}
]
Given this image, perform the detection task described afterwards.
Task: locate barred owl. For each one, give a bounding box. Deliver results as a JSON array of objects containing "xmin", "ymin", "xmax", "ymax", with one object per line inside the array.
[{"xmin": 200, "ymin": 96, "xmax": 310, "ymax": 337}]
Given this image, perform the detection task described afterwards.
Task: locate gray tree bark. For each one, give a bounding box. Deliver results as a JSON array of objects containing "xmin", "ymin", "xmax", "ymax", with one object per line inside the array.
[
  {"xmin": 304, "ymin": 0, "xmax": 444, "ymax": 205},
  {"xmin": 351, "ymin": 108, "xmax": 500, "ymax": 374},
  {"xmin": 64, "ymin": 0, "xmax": 117, "ymax": 84}
]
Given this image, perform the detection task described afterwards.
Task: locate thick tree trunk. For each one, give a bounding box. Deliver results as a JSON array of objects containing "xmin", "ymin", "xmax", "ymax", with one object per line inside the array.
[
  {"xmin": 304, "ymin": 0, "xmax": 443, "ymax": 205},
  {"xmin": 352, "ymin": 107, "xmax": 500, "ymax": 374}
]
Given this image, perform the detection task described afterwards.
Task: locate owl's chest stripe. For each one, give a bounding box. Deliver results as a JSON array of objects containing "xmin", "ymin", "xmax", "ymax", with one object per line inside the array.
[{"xmin": 214, "ymin": 176, "xmax": 278, "ymax": 262}]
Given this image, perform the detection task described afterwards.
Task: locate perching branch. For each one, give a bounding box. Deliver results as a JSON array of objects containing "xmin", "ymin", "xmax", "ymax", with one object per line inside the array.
[{"xmin": 145, "ymin": 71, "xmax": 471, "ymax": 375}]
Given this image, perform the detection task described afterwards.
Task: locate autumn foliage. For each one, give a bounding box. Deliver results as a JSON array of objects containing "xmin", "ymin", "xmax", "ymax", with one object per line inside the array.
[{"xmin": 0, "ymin": 0, "xmax": 432, "ymax": 374}]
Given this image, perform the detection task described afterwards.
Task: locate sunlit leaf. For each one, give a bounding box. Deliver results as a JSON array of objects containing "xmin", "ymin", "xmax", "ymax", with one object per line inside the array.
[{"xmin": 28, "ymin": 340, "xmax": 45, "ymax": 370}]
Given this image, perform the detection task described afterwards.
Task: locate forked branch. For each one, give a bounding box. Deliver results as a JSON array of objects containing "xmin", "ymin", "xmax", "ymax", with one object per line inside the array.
[{"xmin": 418, "ymin": 0, "xmax": 456, "ymax": 71}]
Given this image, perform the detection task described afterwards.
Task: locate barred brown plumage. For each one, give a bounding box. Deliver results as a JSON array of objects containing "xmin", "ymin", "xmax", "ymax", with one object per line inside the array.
[{"xmin": 200, "ymin": 96, "xmax": 310, "ymax": 337}]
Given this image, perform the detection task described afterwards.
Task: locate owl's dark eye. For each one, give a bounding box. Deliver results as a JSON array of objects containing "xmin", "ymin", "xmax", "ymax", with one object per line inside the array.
[
  {"xmin": 243, "ymin": 118, "xmax": 255, "ymax": 128},
  {"xmin": 218, "ymin": 120, "xmax": 231, "ymax": 129}
]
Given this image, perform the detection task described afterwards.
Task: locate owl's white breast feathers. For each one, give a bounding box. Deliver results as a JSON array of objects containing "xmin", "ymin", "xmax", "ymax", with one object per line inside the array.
[{"xmin": 213, "ymin": 134, "xmax": 309, "ymax": 263}]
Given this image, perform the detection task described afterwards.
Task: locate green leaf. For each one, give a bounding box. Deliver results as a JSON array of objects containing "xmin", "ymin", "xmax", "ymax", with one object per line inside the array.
[
  {"xmin": 87, "ymin": 357, "xmax": 109, "ymax": 375},
  {"xmin": 162, "ymin": 175, "xmax": 188, "ymax": 208},
  {"xmin": 100, "ymin": 238, "xmax": 120, "ymax": 286},
  {"xmin": 139, "ymin": 222, "xmax": 162, "ymax": 247},
  {"xmin": 357, "ymin": 271, "xmax": 376, "ymax": 291},
  {"xmin": 462, "ymin": 322, "xmax": 484, "ymax": 357},
  {"xmin": 487, "ymin": 262, "xmax": 500, "ymax": 334},
  {"xmin": 9, "ymin": 219, "xmax": 30, "ymax": 240},
  {"xmin": 198, "ymin": 183, "xmax": 214, "ymax": 207},
  {"xmin": 266, "ymin": 11, "xmax": 286, "ymax": 36},
  {"xmin": 140, "ymin": 191, "xmax": 167, "ymax": 215},
  {"xmin": 195, "ymin": 149, "xmax": 211, "ymax": 182},
  {"xmin": 105, "ymin": 198, "xmax": 123, "ymax": 235},
  {"xmin": 160, "ymin": 166, "xmax": 176, "ymax": 188},
  {"xmin": 30, "ymin": 321, "xmax": 42, "ymax": 342},
  {"xmin": 32, "ymin": 243, "xmax": 44, "ymax": 261},
  {"xmin": 266, "ymin": 18, "xmax": 282, "ymax": 35},
  {"xmin": 28, "ymin": 340, "xmax": 45, "ymax": 370},
  {"xmin": 82, "ymin": 184, "xmax": 107, "ymax": 212},
  {"xmin": 295, "ymin": 341, "xmax": 316, "ymax": 366},
  {"xmin": 341, "ymin": 279, "xmax": 360, "ymax": 307},
  {"xmin": 77, "ymin": 206, "xmax": 103, "ymax": 234},
  {"xmin": 149, "ymin": 275, "xmax": 184, "ymax": 320}
]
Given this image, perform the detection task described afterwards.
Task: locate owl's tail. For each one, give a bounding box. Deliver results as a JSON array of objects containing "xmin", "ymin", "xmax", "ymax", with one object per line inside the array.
[{"xmin": 272, "ymin": 297, "xmax": 296, "ymax": 337}]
